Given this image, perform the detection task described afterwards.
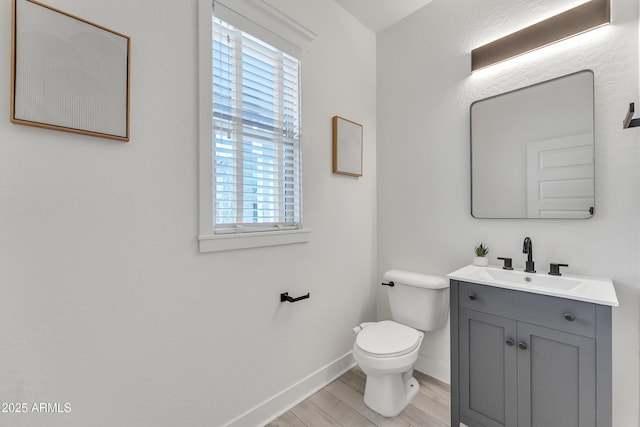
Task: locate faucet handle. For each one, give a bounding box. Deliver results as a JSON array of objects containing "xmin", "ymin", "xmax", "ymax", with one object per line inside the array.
[
  {"xmin": 549, "ymin": 263, "xmax": 569, "ymax": 276},
  {"xmin": 497, "ymin": 257, "xmax": 513, "ymax": 270}
]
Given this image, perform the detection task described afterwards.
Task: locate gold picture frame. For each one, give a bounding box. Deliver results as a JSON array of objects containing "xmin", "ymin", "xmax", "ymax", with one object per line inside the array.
[
  {"xmin": 332, "ymin": 116, "xmax": 363, "ymax": 177},
  {"xmin": 11, "ymin": 0, "xmax": 131, "ymax": 141}
]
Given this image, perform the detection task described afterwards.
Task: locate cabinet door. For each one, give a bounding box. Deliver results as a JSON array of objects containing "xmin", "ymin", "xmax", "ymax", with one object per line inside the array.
[
  {"xmin": 517, "ymin": 322, "xmax": 596, "ymax": 427},
  {"xmin": 460, "ymin": 308, "xmax": 517, "ymax": 427}
]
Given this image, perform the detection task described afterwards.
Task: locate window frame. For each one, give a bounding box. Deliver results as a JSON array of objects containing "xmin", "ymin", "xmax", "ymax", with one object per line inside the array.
[{"xmin": 197, "ymin": 0, "xmax": 310, "ymax": 253}]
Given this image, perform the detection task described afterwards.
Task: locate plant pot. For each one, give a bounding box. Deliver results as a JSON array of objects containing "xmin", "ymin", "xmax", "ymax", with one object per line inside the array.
[{"xmin": 473, "ymin": 256, "xmax": 489, "ymax": 267}]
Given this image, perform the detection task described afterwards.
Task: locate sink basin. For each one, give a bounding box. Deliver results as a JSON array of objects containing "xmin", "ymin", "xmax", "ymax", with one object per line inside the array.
[
  {"xmin": 475, "ymin": 267, "xmax": 584, "ymax": 292},
  {"xmin": 447, "ymin": 264, "xmax": 619, "ymax": 306}
]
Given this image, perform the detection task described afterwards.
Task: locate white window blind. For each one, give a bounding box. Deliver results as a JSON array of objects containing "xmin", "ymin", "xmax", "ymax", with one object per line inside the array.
[{"xmin": 212, "ymin": 16, "xmax": 301, "ymax": 235}]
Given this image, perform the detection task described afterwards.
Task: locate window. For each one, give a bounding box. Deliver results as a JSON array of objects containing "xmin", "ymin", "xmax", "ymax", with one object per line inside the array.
[
  {"xmin": 213, "ymin": 17, "xmax": 301, "ymax": 233},
  {"xmin": 198, "ymin": 0, "xmax": 310, "ymax": 252}
]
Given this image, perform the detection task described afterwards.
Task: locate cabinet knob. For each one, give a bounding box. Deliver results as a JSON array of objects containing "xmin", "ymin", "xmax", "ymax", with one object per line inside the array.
[
  {"xmin": 518, "ymin": 342, "xmax": 528, "ymax": 350},
  {"xmin": 564, "ymin": 313, "xmax": 576, "ymax": 321},
  {"xmin": 468, "ymin": 294, "xmax": 477, "ymax": 301},
  {"xmin": 505, "ymin": 338, "xmax": 515, "ymax": 346}
]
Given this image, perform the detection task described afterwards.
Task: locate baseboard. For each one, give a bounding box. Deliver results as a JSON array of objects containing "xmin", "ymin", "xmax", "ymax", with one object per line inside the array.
[
  {"xmin": 414, "ymin": 353, "xmax": 450, "ymax": 385},
  {"xmin": 224, "ymin": 352, "xmax": 356, "ymax": 427}
]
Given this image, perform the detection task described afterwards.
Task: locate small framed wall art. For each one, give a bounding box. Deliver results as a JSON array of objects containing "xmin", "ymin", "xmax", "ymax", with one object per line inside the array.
[
  {"xmin": 11, "ymin": 0, "xmax": 131, "ymax": 141},
  {"xmin": 332, "ymin": 116, "xmax": 363, "ymax": 177}
]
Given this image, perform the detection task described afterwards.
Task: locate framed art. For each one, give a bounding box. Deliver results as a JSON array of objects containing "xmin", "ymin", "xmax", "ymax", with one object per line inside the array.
[
  {"xmin": 11, "ymin": 0, "xmax": 131, "ymax": 141},
  {"xmin": 332, "ymin": 116, "xmax": 363, "ymax": 177}
]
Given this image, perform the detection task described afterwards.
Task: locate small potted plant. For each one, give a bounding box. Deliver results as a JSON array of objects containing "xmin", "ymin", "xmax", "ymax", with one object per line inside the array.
[{"xmin": 473, "ymin": 243, "xmax": 489, "ymax": 266}]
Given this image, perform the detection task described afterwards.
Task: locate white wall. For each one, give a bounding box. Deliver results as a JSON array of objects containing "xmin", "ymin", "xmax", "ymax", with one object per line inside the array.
[
  {"xmin": 377, "ymin": 0, "xmax": 640, "ymax": 425},
  {"xmin": 0, "ymin": 0, "xmax": 376, "ymax": 426}
]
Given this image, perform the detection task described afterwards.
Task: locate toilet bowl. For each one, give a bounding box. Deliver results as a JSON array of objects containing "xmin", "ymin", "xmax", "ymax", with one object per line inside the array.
[
  {"xmin": 352, "ymin": 269, "xmax": 449, "ymax": 417},
  {"xmin": 353, "ymin": 320, "xmax": 424, "ymax": 417}
]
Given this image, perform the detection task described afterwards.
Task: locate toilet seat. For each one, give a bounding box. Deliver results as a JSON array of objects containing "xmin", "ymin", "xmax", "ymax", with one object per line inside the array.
[{"xmin": 355, "ymin": 321, "xmax": 422, "ymax": 358}]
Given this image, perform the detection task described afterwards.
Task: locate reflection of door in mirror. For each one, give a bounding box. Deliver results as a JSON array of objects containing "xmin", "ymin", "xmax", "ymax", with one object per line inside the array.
[
  {"xmin": 526, "ymin": 134, "xmax": 594, "ymax": 218},
  {"xmin": 471, "ymin": 70, "xmax": 594, "ymax": 219}
]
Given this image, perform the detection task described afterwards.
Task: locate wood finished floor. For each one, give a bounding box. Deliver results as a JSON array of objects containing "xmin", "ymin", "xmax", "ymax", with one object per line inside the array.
[{"xmin": 265, "ymin": 367, "xmax": 450, "ymax": 427}]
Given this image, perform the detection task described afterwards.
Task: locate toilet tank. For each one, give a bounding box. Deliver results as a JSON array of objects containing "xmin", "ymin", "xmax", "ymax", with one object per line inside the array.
[{"xmin": 384, "ymin": 269, "xmax": 449, "ymax": 331}]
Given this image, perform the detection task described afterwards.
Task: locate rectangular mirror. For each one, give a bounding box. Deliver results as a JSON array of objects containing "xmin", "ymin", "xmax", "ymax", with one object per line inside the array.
[{"xmin": 471, "ymin": 70, "xmax": 594, "ymax": 219}]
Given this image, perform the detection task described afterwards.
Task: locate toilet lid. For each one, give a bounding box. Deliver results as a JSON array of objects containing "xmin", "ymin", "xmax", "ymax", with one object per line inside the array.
[{"xmin": 355, "ymin": 320, "xmax": 421, "ymax": 357}]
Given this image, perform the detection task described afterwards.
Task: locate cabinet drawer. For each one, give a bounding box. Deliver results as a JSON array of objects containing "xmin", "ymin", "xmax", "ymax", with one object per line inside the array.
[{"xmin": 458, "ymin": 281, "xmax": 596, "ymax": 338}]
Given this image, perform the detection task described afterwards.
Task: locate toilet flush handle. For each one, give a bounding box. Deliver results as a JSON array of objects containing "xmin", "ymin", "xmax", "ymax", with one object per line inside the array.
[
  {"xmin": 352, "ymin": 322, "xmax": 375, "ymax": 334},
  {"xmin": 381, "ymin": 281, "xmax": 395, "ymax": 287}
]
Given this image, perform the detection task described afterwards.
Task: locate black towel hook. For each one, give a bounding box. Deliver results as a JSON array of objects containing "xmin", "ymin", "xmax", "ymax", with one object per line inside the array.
[{"xmin": 280, "ymin": 292, "xmax": 310, "ymax": 303}]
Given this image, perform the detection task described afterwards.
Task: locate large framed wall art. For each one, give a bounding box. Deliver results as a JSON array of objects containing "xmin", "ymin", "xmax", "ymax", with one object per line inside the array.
[{"xmin": 11, "ymin": 0, "xmax": 131, "ymax": 141}]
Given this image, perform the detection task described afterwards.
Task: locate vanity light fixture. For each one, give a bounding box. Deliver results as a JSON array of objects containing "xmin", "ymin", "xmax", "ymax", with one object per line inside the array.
[{"xmin": 471, "ymin": 0, "xmax": 610, "ymax": 71}]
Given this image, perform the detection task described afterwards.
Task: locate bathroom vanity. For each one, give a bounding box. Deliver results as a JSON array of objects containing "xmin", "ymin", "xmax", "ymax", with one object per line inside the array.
[{"xmin": 447, "ymin": 265, "xmax": 618, "ymax": 427}]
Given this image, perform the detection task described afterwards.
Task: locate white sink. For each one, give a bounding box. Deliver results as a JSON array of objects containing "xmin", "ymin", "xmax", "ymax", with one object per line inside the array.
[
  {"xmin": 476, "ymin": 267, "xmax": 584, "ymax": 292},
  {"xmin": 447, "ymin": 264, "xmax": 619, "ymax": 306}
]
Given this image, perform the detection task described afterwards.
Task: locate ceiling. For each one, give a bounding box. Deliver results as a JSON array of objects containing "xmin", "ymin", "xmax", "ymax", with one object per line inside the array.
[{"xmin": 334, "ymin": 0, "xmax": 434, "ymax": 33}]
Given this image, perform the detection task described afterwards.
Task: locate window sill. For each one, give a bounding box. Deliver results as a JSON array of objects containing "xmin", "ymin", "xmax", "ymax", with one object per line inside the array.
[{"xmin": 198, "ymin": 228, "xmax": 311, "ymax": 253}]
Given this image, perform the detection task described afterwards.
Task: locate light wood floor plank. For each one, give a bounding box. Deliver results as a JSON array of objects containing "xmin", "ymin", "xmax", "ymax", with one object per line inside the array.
[
  {"xmin": 268, "ymin": 410, "xmax": 308, "ymax": 427},
  {"xmin": 324, "ymin": 380, "xmax": 411, "ymax": 427},
  {"xmin": 267, "ymin": 367, "xmax": 451, "ymax": 427},
  {"xmin": 395, "ymin": 404, "xmax": 448, "ymax": 427},
  {"xmin": 290, "ymin": 398, "xmax": 341, "ymax": 427},
  {"xmin": 408, "ymin": 387, "xmax": 450, "ymax": 426},
  {"xmin": 336, "ymin": 367, "xmax": 366, "ymax": 395},
  {"xmin": 414, "ymin": 371, "xmax": 451, "ymax": 406},
  {"xmin": 309, "ymin": 389, "xmax": 377, "ymax": 427}
]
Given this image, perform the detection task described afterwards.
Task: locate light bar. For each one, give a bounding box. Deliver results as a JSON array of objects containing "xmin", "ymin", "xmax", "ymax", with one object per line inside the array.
[{"xmin": 471, "ymin": 0, "xmax": 610, "ymax": 71}]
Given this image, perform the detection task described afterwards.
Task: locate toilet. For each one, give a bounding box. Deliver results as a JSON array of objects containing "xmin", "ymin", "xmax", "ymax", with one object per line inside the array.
[{"xmin": 352, "ymin": 269, "xmax": 449, "ymax": 417}]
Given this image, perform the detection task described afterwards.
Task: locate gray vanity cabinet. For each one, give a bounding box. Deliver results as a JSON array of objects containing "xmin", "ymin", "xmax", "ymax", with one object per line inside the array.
[
  {"xmin": 516, "ymin": 322, "xmax": 596, "ymax": 427},
  {"xmin": 451, "ymin": 280, "xmax": 612, "ymax": 427},
  {"xmin": 459, "ymin": 308, "xmax": 517, "ymax": 427}
]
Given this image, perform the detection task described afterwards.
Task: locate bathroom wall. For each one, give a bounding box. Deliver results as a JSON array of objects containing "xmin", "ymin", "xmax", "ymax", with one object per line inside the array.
[
  {"xmin": 0, "ymin": 0, "xmax": 376, "ymax": 426},
  {"xmin": 637, "ymin": 2, "xmax": 640, "ymax": 416},
  {"xmin": 377, "ymin": 0, "xmax": 640, "ymax": 425}
]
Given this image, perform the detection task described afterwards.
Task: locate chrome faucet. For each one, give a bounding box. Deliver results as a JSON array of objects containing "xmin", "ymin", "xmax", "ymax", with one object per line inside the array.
[{"xmin": 523, "ymin": 237, "xmax": 536, "ymax": 273}]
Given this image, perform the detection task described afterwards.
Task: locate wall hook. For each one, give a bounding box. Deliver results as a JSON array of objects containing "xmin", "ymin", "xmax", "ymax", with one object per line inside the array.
[
  {"xmin": 623, "ymin": 103, "xmax": 640, "ymax": 129},
  {"xmin": 280, "ymin": 292, "xmax": 310, "ymax": 303}
]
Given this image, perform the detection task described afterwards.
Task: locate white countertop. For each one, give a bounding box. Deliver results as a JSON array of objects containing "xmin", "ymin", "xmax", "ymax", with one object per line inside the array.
[{"xmin": 447, "ymin": 264, "xmax": 619, "ymax": 307}]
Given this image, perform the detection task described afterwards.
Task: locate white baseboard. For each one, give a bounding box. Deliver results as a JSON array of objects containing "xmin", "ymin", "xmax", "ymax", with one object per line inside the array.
[
  {"xmin": 414, "ymin": 353, "xmax": 450, "ymax": 385},
  {"xmin": 224, "ymin": 352, "xmax": 356, "ymax": 427}
]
